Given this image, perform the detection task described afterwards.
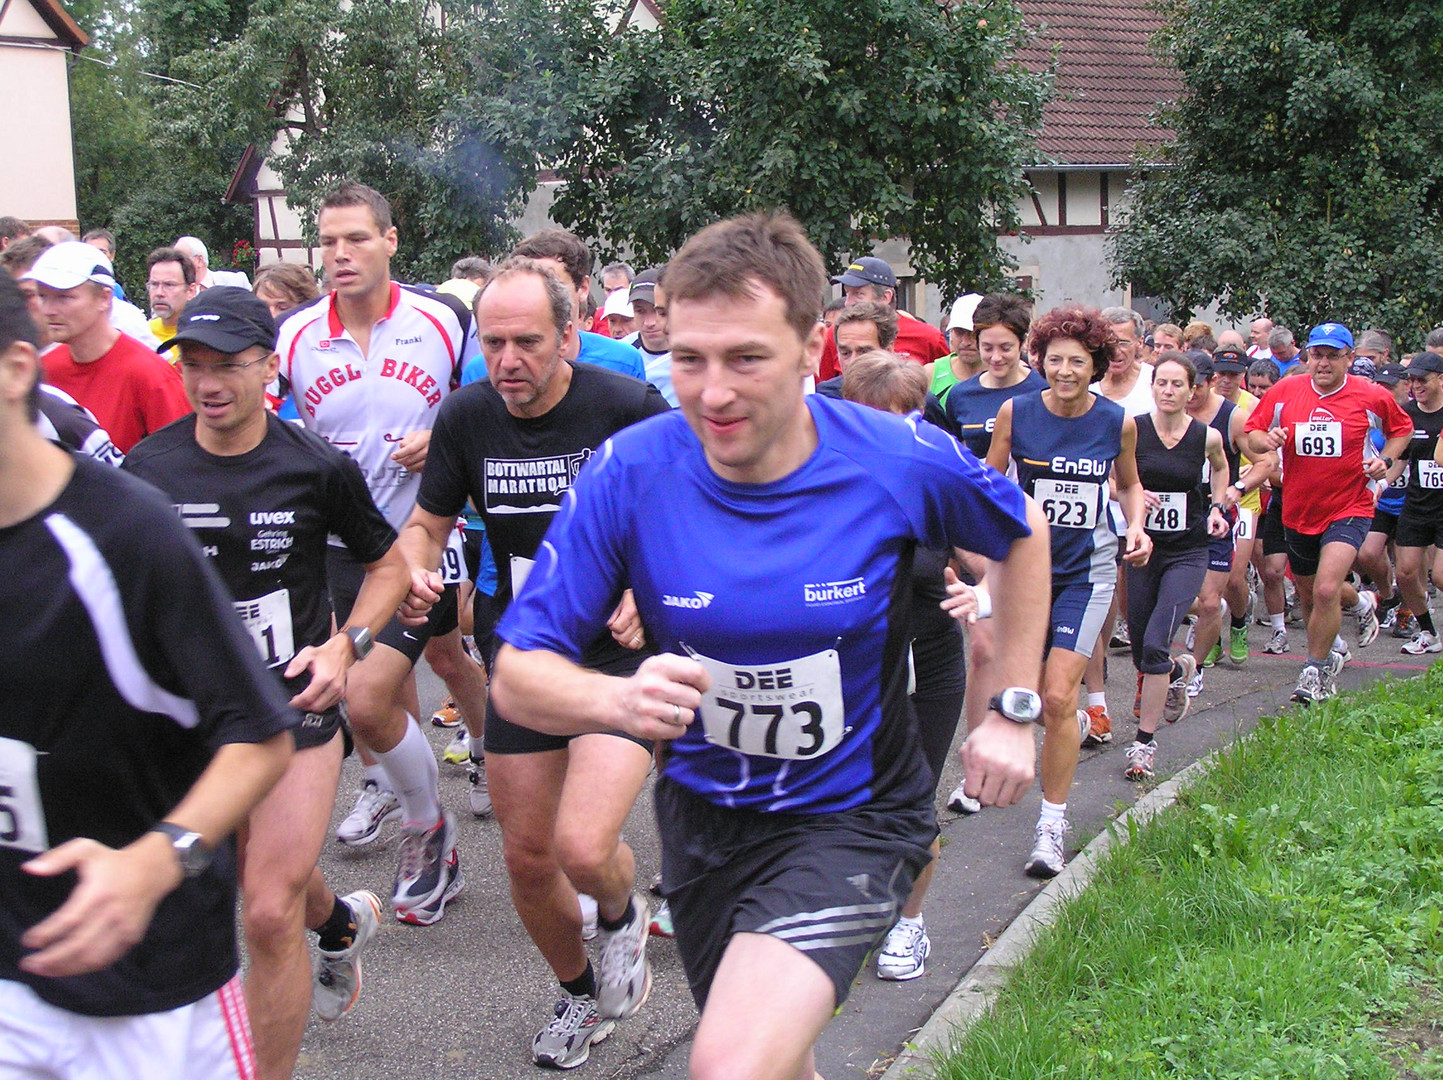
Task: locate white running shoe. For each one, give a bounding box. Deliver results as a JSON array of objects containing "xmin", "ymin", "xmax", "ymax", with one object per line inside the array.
[
  {"xmin": 946, "ymin": 782, "xmax": 981, "ymax": 815},
  {"xmin": 876, "ymin": 918, "xmax": 930, "ymax": 981},
  {"xmin": 1290, "ymin": 664, "xmax": 1324, "ymax": 705},
  {"xmin": 1402, "ymin": 630, "xmax": 1442, "ymax": 655},
  {"xmin": 1263, "ymin": 628, "xmax": 1289, "ymax": 654},
  {"xmin": 1355, "ymin": 591, "xmax": 1380, "ymax": 648},
  {"xmin": 313, "ymin": 890, "xmax": 382, "ymax": 1021},
  {"xmin": 393, "ymin": 812, "xmax": 464, "ymax": 925},
  {"xmin": 595, "ymin": 896, "xmax": 652, "ymax": 1019},
  {"xmin": 1123, "ymin": 740, "xmax": 1156, "ymax": 781},
  {"xmin": 578, "ymin": 893, "xmax": 599, "ymax": 941},
  {"xmin": 466, "ymin": 757, "xmax": 493, "ymax": 817},
  {"xmin": 532, "ymin": 992, "xmax": 614, "ymax": 1069},
  {"xmin": 336, "ymin": 780, "xmax": 400, "ymax": 846},
  {"xmin": 1024, "ymin": 819, "xmax": 1069, "ymax": 879}
]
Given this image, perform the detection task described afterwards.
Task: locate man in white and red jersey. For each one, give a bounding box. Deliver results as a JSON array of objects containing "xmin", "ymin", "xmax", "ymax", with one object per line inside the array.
[
  {"xmin": 815, "ymin": 257, "xmax": 948, "ymax": 380},
  {"xmin": 1244, "ymin": 322, "xmax": 1411, "ymax": 705},
  {"xmin": 277, "ymin": 181, "xmax": 487, "ymax": 925}
]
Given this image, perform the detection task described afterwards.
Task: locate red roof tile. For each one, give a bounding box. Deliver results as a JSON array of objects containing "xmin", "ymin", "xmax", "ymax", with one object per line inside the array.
[{"xmin": 1017, "ymin": 1, "xmax": 1178, "ymax": 167}]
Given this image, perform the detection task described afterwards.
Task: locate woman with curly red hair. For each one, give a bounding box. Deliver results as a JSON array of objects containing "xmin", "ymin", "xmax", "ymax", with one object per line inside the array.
[{"xmin": 986, "ymin": 306, "xmax": 1152, "ymax": 877}]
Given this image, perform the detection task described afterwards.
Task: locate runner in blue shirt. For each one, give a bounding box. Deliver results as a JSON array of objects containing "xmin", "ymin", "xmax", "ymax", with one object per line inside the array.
[
  {"xmin": 486, "ymin": 214, "xmax": 1051, "ymax": 1080},
  {"xmin": 986, "ymin": 305, "xmax": 1152, "ymax": 878}
]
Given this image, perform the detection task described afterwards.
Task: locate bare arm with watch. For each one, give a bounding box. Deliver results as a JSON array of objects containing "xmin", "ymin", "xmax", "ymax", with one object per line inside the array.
[
  {"xmin": 955, "ymin": 493, "xmax": 1052, "ymax": 808},
  {"xmin": 19, "ymin": 733, "xmax": 293, "ymax": 978},
  {"xmin": 283, "ymin": 540, "xmax": 412, "ymax": 713}
]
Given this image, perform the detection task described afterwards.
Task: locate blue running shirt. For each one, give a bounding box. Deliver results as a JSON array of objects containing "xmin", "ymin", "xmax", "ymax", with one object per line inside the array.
[
  {"xmin": 945, "ymin": 370, "xmax": 1047, "ymax": 459},
  {"xmin": 499, "ymin": 396, "xmax": 1030, "ymax": 814},
  {"xmin": 1007, "ymin": 391, "xmax": 1125, "ymax": 586}
]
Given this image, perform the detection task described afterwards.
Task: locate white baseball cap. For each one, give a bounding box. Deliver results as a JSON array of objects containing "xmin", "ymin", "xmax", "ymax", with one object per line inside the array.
[
  {"xmin": 947, "ymin": 293, "xmax": 984, "ymax": 333},
  {"xmin": 602, "ymin": 289, "xmax": 634, "ymax": 319},
  {"xmin": 22, "ymin": 241, "xmax": 116, "ymax": 291}
]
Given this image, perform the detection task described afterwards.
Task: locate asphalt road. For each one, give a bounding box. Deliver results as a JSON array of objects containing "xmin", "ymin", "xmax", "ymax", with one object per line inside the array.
[{"xmin": 294, "ymin": 622, "xmax": 1434, "ymax": 1080}]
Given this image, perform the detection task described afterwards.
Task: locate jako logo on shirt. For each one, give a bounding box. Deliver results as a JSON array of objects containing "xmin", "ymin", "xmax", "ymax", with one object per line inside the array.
[
  {"xmin": 662, "ymin": 592, "xmax": 714, "ymax": 609},
  {"xmin": 804, "ymin": 578, "xmax": 866, "ymax": 605}
]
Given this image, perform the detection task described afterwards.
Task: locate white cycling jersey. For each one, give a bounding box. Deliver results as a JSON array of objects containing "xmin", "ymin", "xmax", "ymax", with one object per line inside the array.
[{"xmin": 279, "ymin": 282, "xmax": 469, "ymax": 579}]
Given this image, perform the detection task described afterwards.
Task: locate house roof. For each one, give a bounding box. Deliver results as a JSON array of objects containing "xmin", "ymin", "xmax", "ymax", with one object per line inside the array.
[
  {"xmin": 26, "ymin": 0, "xmax": 89, "ymax": 50},
  {"xmin": 1017, "ymin": 1, "xmax": 1177, "ymax": 168}
]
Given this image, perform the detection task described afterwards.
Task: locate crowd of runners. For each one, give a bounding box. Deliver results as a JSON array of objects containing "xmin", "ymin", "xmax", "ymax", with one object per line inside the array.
[{"xmin": 2, "ymin": 194, "xmax": 1442, "ymax": 1080}]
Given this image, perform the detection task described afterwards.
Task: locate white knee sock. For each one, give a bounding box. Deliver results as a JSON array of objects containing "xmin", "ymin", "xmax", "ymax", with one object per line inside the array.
[{"xmin": 376, "ymin": 715, "xmax": 441, "ymax": 826}]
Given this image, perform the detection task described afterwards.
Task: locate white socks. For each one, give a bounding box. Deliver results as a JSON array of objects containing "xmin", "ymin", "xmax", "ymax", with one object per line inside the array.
[{"xmin": 376, "ymin": 714, "xmax": 441, "ymax": 826}]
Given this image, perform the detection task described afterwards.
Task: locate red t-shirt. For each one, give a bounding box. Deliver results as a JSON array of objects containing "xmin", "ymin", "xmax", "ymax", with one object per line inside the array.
[
  {"xmin": 818, "ymin": 310, "xmax": 949, "ymax": 381},
  {"xmin": 1244, "ymin": 373, "xmax": 1411, "ymax": 534},
  {"xmin": 42, "ymin": 333, "xmax": 192, "ymax": 453}
]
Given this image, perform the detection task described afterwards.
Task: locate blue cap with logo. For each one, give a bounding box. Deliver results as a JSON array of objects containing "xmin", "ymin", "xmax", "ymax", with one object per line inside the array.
[{"xmin": 1306, "ymin": 322, "xmax": 1353, "ymax": 350}]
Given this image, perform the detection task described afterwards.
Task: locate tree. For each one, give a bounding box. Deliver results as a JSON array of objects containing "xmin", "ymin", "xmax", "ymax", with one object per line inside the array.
[
  {"xmin": 67, "ymin": 0, "xmax": 255, "ymax": 290},
  {"xmin": 1109, "ymin": 0, "xmax": 1443, "ymax": 343},
  {"xmin": 544, "ymin": 0, "xmax": 1049, "ymax": 295}
]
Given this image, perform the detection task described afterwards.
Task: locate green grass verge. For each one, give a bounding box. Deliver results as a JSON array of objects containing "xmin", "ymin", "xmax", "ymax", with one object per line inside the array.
[{"xmin": 933, "ymin": 664, "xmax": 1443, "ymax": 1079}]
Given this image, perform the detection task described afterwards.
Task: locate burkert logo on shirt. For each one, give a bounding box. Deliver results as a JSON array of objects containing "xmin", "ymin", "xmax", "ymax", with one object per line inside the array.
[{"xmin": 803, "ymin": 577, "xmax": 866, "ymax": 605}]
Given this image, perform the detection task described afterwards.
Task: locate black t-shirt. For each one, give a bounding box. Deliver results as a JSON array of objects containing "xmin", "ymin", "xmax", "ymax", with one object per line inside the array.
[
  {"xmin": 1402, "ymin": 399, "xmax": 1443, "ymax": 518},
  {"xmin": 1134, "ymin": 413, "xmax": 1210, "ymax": 550},
  {"xmin": 0, "ymin": 456, "xmax": 296, "ymax": 1016},
  {"xmin": 124, "ymin": 414, "xmax": 397, "ymax": 696},
  {"xmin": 418, "ymin": 362, "xmax": 669, "ymax": 662}
]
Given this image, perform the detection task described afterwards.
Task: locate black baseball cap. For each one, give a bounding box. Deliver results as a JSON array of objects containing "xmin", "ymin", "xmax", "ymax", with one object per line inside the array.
[
  {"xmin": 629, "ymin": 267, "xmax": 663, "ymax": 305},
  {"xmin": 1185, "ymin": 349, "xmax": 1214, "ymax": 381},
  {"xmin": 160, "ymin": 286, "xmax": 277, "ymax": 355},
  {"xmin": 832, "ymin": 256, "xmax": 898, "ymax": 290},
  {"xmin": 1406, "ymin": 352, "xmax": 1443, "ymax": 376},
  {"xmin": 1212, "ymin": 348, "xmax": 1248, "ymax": 373}
]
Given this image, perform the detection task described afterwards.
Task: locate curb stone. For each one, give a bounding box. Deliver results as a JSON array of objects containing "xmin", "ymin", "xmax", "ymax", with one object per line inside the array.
[{"xmin": 878, "ymin": 753, "xmax": 1216, "ymax": 1080}]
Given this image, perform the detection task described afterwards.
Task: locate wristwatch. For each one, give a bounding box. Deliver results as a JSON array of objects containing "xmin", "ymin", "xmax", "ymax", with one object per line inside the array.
[
  {"xmin": 1381, "ymin": 455, "xmax": 1395, "ymax": 470},
  {"xmin": 149, "ymin": 822, "xmax": 213, "ymax": 878},
  {"xmin": 1232, "ymin": 480, "xmax": 1247, "ymax": 494},
  {"xmin": 988, "ymin": 687, "xmax": 1044, "ymax": 725},
  {"xmin": 344, "ymin": 626, "xmax": 374, "ymax": 662}
]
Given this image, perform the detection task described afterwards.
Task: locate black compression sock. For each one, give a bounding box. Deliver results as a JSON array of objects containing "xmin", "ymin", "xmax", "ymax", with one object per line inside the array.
[
  {"xmin": 1231, "ymin": 613, "xmax": 1248, "ymax": 630},
  {"xmin": 597, "ymin": 896, "xmax": 635, "ymax": 933},
  {"xmin": 561, "ymin": 963, "xmax": 597, "ymax": 999},
  {"xmin": 1419, "ymin": 612, "xmax": 1436, "ymax": 634},
  {"xmin": 1379, "ymin": 591, "xmax": 1402, "ymax": 614},
  {"xmin": 1135, "ymin": 729, "xmax": 1155, "ymax": 745},
  {"xmin": 315, "ymin": 895, "xmax": 358, "ymax": 952}
]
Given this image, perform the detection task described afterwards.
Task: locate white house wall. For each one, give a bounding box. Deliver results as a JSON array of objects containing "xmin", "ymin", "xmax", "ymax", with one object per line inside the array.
[{"xmin": 0, "ymin": 2, "xmax": 80, "ymax": 225}]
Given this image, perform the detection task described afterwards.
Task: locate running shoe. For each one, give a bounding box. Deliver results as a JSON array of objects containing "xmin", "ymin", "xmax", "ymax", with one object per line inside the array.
[
  {"xmin": 1322, "ymin": 650, "xmax": 1344, "ymax": 699},
  {"xmin": 578, "ymin": 893, "xmax": 599, "ymax": 941},
  {"xmin": 1080, "ymin": 704, "xmax": 1112, "ymax": 747},
  {"xmin": 1392, "ymin": 610, "xmax": 1419, "ymax": 639},
  {"xmin": 1183, "ymin": 618, "xmax": 1197, "ymax": 653},
  {"xmin": 393, "ymin": 812, "xmax": 464, "ymax": 925},
  {"xmin": 1356, "ymin": 591, "xmax": 1380, "ymax": 648},
  {"xmin": 1333, "ymin": 643, "xmax": 1353, "ymax": 666},
  {"xmin": 1263, "ymin": 628, "xmax": 1289, "ymax": 655},
  {"xmin": 1123, "ymin": 740, "xmax": 1156, "ymax": 781},
  {"xmin": 1379, "ymin": 605, "xmax": 1399, "ymax": 633},
  {"xmin": 313, "ymin": 890, "xmax": 382, "ymax": 1021},
  {"xmin": 876, "ymin": 918, "xmax": 930, "ymax": 981},
  {"xmin": 1290, "ymin": 664, "xmax": 1324, "ymax": 706},
  {"xmin": 1024, "ymin": 819, "xmax": 1069, "ymax": 879},
  {"xmin": 441, "ymin": 729, "xmax": 470, "ymax": 765},
  {"xmin": 430, "ymin": 696, "xmax": 463, "ymax": 728},
  {"xmin": 946, "ymin": 783, "xmax": 982, "ymax": 815},
  {"xmin": 336, "ymin": 780, "xmax": 400, "ymax": 847},
  {"xmin": 1109, "ymin": 624, "xmax": 1131, "ymax": 650},
  {"xmin": 1401, "ymin": 630, "xmax": 1442, "ymax": 655},
  {"xmin": 1164, "ymin": 655, "xmax": 1196, "ymax": 723},
  {"xmin": 1186, "ymin": 670, "xmax": 1204, "ymax": 699},
  {"xmin": 466, "ymin": 757, "xmax": 493, "ymax": 817},
  {"xmin": 648, "ymin": 900, "xmax": 674, "ymax": 939},
  {"xmin": 596, "ymin": 896, "xmax": 652, "ymax": 1019},
  {"xmin": 1202, "ymin": 641, "xmax": 1222, "ymax": 668},
  {"xmin": 532, "ymin": 992, "xmax": 614, "ymax": 1070},
  {"xmin": 1229, "ymin": 625, "xmax": 1249, "ymax": 665}
]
